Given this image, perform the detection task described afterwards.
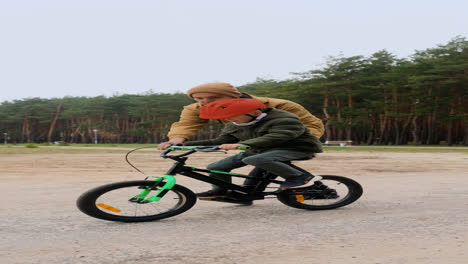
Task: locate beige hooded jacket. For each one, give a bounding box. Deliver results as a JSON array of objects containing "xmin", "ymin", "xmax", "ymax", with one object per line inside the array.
[{"xmin": 167, "ymin": 94, "xmax": 325, "ymax": 140}]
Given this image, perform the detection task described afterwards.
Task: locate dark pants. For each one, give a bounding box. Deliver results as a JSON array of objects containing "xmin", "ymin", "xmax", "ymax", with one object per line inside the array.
[
  {"xmin": 243, "ymin": 167, "xmax": 269, "ymax": 188},
  {"xmin": 206, "ymin": 150, "xmax": 313, "ymax": 192}
]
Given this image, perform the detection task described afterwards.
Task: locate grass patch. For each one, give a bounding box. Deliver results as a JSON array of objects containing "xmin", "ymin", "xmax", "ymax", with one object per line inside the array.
[
  {"xmin": 0, "ymin": 148, "xmax": 127, "ymax": 154},
  {"xmin": 0, "ymin": 144, "xmax": 156, "ymax": 154},
  {"xmin": 1, "ymin": 144, "xmax": 467, "ymax": 154},
  {"xmin": 63, "ymin": 143, "xmax": 154, "ymax": 148}
]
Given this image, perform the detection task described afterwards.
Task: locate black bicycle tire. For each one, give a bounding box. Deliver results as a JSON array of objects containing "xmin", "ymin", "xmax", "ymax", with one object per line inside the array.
[
  {"xmin": 77, "ymin": 180, "xmax": 197, "ymax": 222},
  {"xmin": 276, "ymin": 175, "xmax": 363, "ymax": 210}
]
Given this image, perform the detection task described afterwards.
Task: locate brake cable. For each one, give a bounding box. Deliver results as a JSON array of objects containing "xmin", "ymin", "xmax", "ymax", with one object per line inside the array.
[
  {"xmin": 125, "ymin": 145, "xmax": 228, "ymax": 175},
  {"xmin": 125, "ymin": 146, "xmax": 158, "ymax": 175}
]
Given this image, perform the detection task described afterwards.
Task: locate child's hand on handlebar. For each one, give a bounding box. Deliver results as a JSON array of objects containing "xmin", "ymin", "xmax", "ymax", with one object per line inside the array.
[
  {"xmin": 157, "ymin": 137, "xmax": 186, "ymax": 150},
  {"xmin": 219, "ymin": 144, "xmax": 245, "ymax": 151}
]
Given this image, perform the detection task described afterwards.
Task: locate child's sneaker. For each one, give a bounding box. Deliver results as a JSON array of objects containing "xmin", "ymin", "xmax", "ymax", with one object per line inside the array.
[{"xmin": 280, "ymin": 175, "xmax": 323, "ymax": 189}]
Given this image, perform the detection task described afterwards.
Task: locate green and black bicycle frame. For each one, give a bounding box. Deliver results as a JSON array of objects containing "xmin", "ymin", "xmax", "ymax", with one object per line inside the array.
[{"xmin": 132, "ymin": 146, "xmax": 285, "ymax": 203}]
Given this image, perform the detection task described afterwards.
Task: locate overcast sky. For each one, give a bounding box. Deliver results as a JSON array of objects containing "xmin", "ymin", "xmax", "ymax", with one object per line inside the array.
[{"xmin": 1, "ymin": 0, "xmax": 467, "ymax": 102}]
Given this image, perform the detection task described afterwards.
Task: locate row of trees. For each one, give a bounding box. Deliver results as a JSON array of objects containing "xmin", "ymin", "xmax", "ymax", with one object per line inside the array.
[
  {"xmin": 0, "ymin": 93, "xmax": 194, "ymax": 144},
  {"xmin": 1, "ymin": 37, "xmax": 467, "ymax": 145},
  {"xmin": 241, "ymin": 37, "xmax": 468, "ymax": 145}
]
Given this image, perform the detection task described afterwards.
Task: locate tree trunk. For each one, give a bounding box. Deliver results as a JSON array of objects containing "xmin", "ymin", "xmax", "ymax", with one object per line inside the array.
[
  {"xmin": 446, "ymin": 90, "xmax": 457, "ymax": 146},
  {"xmin": 426, "ymin": 115, "xmax": 433, "ymax": 145},
  {"xmin": 346, "ymin": 87, "xmax": 353, "ymax": 141},
  {"xmin": 366, "ymin": 130, "xmax": 374, "ymax": 145},
  {"xmin": 378, "ymin": 114, "xmax": 387, "ymax": 144},
  {"xmin": 378, "ymin": 92, "xmax": 389, "ymax": 144},
  {"xmin": 336, "ymin": 97, "xmax": 343, "ymax": 140},
  {"xmin": 393, "ymin": 119, "xmax": 400, "ymax": 145},
  {"xmin": 152, "ymin": 116, "xmax": 158, "ymax": 143},
  {"xmin": 399, "ymin": 117, "xmax": 412, "ymax": 145},
  {"xmin": 21, "ymin": 118, "xmax": 26, "ymax": 143},
  {"xmin": 47, "ymin": 103, "xmax": 62, "ymax": 143},
  {"xmin": 464, "ymin": 123, "xmax": 468, "ymax": 146},
  {"xmin": 22, "ymin": 118, "xmax": 31, "ymax": 143},
  {"xmin": 70, "ymin": 125, "xmax": 81, "ymax": 144},
  {"xmin": 322, "ymin": 90, "xmax": 332, "ymax": 141}
]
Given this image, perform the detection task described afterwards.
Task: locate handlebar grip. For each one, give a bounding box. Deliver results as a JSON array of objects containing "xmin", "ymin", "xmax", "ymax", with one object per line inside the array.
[
  {"xmin": 169, "ymin": 146, "xmax": 198, "ymax": 151},
  {"xmin": 237, "ymin": 145, "xmax": 250, "ymax": 150}
]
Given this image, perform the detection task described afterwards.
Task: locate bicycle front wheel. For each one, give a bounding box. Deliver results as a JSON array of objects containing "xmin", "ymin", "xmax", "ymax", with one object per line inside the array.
[
  {"xmin": 77, "ymin": 180, "xmax": 197, "ymax": 222},
  {"xmin": 276, "ymin": 175, "xmax": 363, "ymax": 210}
]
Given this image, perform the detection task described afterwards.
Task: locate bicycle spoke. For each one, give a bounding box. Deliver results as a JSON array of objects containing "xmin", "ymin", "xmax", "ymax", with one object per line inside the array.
[
  {"xmin": 277, "ymin": 175, "xmax": 362, "ymax": 210},
  {"xmin": 95, "ymin": 185, "xmax": 185, "ymax": 217}
]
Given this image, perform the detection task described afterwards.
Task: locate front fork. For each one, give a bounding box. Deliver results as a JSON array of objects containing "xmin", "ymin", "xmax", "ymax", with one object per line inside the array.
[{"xmin": 129, "ymin": 175, "xmax": 176, "ymax": 203}]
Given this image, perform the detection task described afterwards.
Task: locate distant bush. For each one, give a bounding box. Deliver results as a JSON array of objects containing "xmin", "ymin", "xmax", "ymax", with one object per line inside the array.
[
  {"xmin": 58, "ymin": 142, "xmax": 70, "ymax": 146},
  {"xmin": 25, "ymin": 143, "xmax": 39, "ymax": 148}
]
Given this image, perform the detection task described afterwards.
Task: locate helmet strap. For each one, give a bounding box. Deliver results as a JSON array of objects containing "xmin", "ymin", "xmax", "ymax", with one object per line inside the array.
[
  {"xmin": 232, "ymin": 113, "xmax": 268, "ymax": 126},
  {"xmin": 244, "ymin": 108, "xmax": 264, "ymax": 121},
  {"xmin": 244, "ymin": 114, "xmax": 257, "ymax": 122}
]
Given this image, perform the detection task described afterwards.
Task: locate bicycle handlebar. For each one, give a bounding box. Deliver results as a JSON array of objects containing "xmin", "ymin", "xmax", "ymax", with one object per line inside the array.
[
  {"xmin": 170, "ymin": 145, "xmax": 249, "ymax": 151},
  {"xmin": 126, "ymin": 145, "xmax": 250, "ymax": 174},
  {"xmin": 160, "ymin": 145, "xmax": 249, "ymax": 159}
]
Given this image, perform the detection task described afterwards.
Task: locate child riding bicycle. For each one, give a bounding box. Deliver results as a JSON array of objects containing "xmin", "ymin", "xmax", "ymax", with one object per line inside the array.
[{"xmin": 183, "ymin": 98, "xmax": 323, "ymax": 197}]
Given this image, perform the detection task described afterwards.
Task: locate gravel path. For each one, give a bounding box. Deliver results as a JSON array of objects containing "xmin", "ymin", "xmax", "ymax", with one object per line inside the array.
[{"xmin": 1, "ymin": 151, "xmax": 467, "ymax": 264}]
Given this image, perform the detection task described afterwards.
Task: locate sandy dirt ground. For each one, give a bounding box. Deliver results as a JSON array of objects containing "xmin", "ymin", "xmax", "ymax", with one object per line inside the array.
[{"xmin": 1, "ymin": 149, "xmax": 468, "ymax": 264}]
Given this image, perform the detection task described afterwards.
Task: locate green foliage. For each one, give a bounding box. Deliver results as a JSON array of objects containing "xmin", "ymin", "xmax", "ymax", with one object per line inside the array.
[
  {"xmin": 24, "ymin": 143, "xmax": 39, "ymax": 148},
  {"xmin": 1, "ymin": 36, "xmax": 467, "ymax": 145}
]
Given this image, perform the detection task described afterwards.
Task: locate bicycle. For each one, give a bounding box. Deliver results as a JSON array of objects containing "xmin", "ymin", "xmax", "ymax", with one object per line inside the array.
[{"xmin": 76, "ymin": 145, "xmax": 363, "ymax": 222}]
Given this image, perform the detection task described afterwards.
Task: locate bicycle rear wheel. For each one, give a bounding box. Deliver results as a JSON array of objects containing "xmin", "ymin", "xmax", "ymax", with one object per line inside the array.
[
  {"xmin": 77, "ymin": 180, "xmax": 197, "ymax": 222},
  {"xmin": 276, "ymin": 175, "xmax": 363, "ymax": 210}
]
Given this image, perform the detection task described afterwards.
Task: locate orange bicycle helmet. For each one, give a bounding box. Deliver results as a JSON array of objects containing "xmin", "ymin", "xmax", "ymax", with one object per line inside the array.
[{"xmin": 199, "ymin": 99, "xmax": 266, "ymax": 119}]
